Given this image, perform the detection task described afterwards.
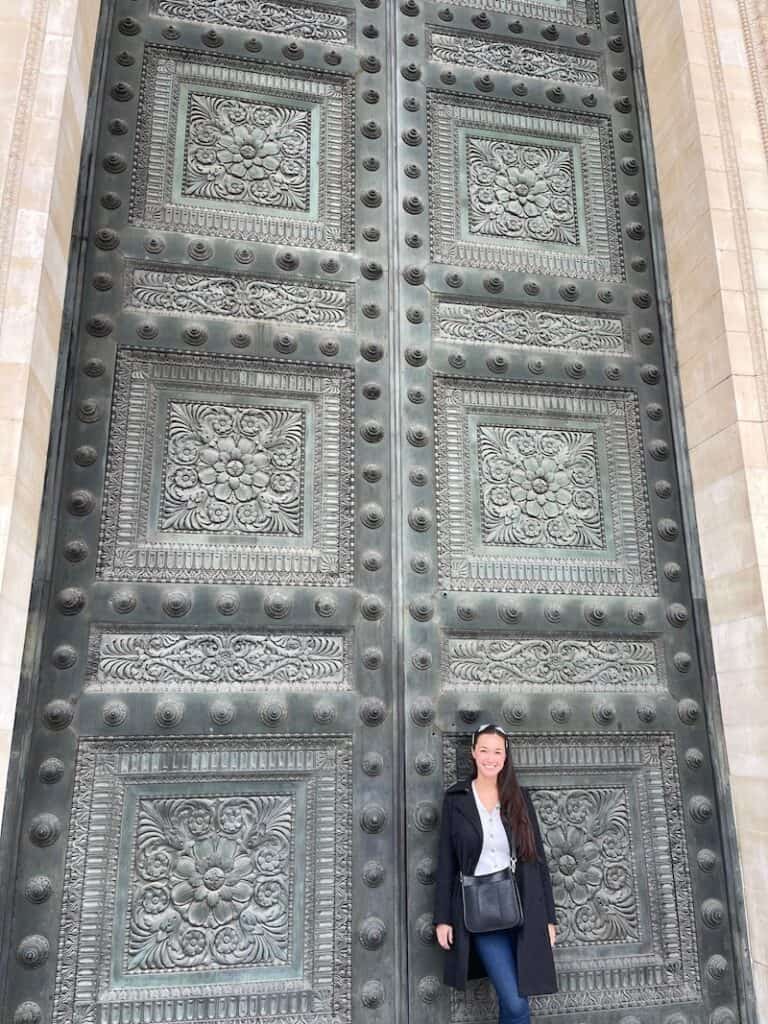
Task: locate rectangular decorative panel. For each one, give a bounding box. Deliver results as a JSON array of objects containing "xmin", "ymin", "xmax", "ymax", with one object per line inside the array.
[
  {"xmin": 131, "ymin": 47, "xmax": 355, "ymax": 249},
  {"xmin": 433, "ymin": 376, "xmax": 656, "ymax": 595},
  {"xmin": 97, "ymin": 349, "xmax": 355, "ymax": 586},
  {"xmin": 426, "ymin": 30, "xmax": 602, "ymax": 87},
  {"xmin": 150, "ymin": 0, "xmax": 353, "ymax": 44},
  {"xmin": 441, "ymin": 633, "xmax": 665, "ymax": 693},
  {"xmin": 444, "ymin": 733, "xmax": 700, "ymax": 1016},
  {"xmin": 124, "ymin": 263, "xmax": 353, "ymax": 329},
  {"xmin": 432, "ymin": 297, "xmax": 627, "ymax": 355},
  {"xmin": 85, "ymin": 626, "xmax": 352, "ymax": 692},
  {"xmin": 52, "ymin": 736, "xmax": 352, "ymax": 1024},
  {"xmin": 427, "ymin": 94, "xmax": 622, "ymax": 280}
]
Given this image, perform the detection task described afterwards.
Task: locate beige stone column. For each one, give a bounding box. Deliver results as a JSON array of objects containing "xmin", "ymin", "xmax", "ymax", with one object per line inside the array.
[
  {"xmin": 638, "ymin": 0, "xmax": 768, "ymax": 1014},
  {"xmin": 0, "ymin": 0, "xmax": 99, "ymax": 806}
]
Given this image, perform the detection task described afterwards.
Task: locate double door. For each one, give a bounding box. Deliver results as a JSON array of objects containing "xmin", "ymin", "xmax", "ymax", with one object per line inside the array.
[{"xmin": 0, "ymin": 1, "xmax": 743, "ymax": 1023}]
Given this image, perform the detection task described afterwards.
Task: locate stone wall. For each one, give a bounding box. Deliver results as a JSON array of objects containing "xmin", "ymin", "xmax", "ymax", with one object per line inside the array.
[
  {"xmin": 0, "ymin": 0, "xmax": 766, "ymax": 1017},
  {"xmin": 637, "ymin": 0, "xmax": 768, "ymax": 1011},
  {"xmin": 0, "ymin": 0, "xmax": 99, "ymax": 798}
]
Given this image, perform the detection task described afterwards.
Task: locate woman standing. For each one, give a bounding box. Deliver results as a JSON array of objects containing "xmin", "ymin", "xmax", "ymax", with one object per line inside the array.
[{"xmin": 434, "ymin": 724, "xmax": 557, "ymax": 1024}]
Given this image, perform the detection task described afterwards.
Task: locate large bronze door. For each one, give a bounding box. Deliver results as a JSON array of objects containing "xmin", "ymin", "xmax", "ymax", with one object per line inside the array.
[
  {"xmin": 397, "ymin": 4, "xmax": 744, "ymax": 1024},
  {"xmin": 0, "ymin": 1, "xmax": 746, "ymax": 1024}
]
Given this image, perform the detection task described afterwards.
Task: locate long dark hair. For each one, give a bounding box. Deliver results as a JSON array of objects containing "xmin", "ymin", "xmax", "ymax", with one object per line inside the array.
[{"xmin": 470, "ymin": 724, "xmax": 536, "ymax": 862}]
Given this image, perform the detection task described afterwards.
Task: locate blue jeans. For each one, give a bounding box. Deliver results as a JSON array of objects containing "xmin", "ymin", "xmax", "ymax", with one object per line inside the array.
[{"xmin": 472, "ymin": 929, "xmax": 530, "ymax": 1024}]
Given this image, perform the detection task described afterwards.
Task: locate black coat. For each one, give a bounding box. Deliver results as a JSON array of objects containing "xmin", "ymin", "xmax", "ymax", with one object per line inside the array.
[{"xmin": 433, "ymin": 779, "xmax": 558, "ymax": 996}]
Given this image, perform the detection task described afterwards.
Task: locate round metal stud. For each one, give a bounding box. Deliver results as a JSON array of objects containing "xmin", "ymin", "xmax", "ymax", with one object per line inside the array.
[
  {"xmin": 261, "ymin": 700, "xmax": 287, "ymax": 726},
  {"xmin": 38, "ymin": 758, "xmax": 64, "ymax": 784},
  {"xmin": 216, "ymin": 592, "xmax": 240, "ymax": 616},
  {"xmin": 25, "ymin": 876, "xmax": 52, "ymax": 904},
  {"xmin": 697, "ymin": 848, "xmax": 717, "ymax": 871},
  {"xmin": 550, "ymin": 700, "xmax": 571, "ymax": 724},
  {"xmin": 359, "ymin": 697, "xmax": 387, "ymax": 725},
  {"xmin": 16, "ymin": 935, "xmax": 49, "ymax": 969},
  {"xmin": 313, "ymin": 700, "xmax": 336, "ymax": 724},
  {"xmin": 162, "ymin": 590, "xmax": 191, "ymax": 617},
  {"xmin": 413, "ymin": 801, "xmax": 439, "ymax": 831},
  {"xmin": 362, "ymin": 647, "xmax": 383, "ymax": 670},
  {"xmin": 363, "ymin": 860, "xmax": 385, "ymax": 886},
  {"xmin": 359, "ymin": 916, "xmax": 387, "ymax": 950},
  {"xmin": 362, "ymin": 752, "xmax": 384, "ymax": 776},
  {"xmin": 14, "ymin": 1004, "xmax": 42, "ymax": 1024},
  {"xmin": 52, "ymin": 644, "xmax": 77, "ymax": 669},
  {"xmin": 210, "ymin": 699, "xmax": 236, "ymax": 725},
  {"xmin": 103, "ymin": 700, "xmax": 128, "ymax": 727},
  {"xmin": 264, "ymin": 593, "xmax": 292, "ymax": 618},
  {"xmin": 29, "ymin": 813, "xmax": 61, "ymax": 847},
  {"xmin": 360, "ymin": 980, "xmax": 385, "ymax": 1007},
  {"xmin": 678, "ymin": 698, "xmax": 700, "ymax": 723},
  {"xmin": 42, "ymin": 700, "xmax": 74, "ymax": 731},
  {"xmin": 360, "ymin": 804, "xmax": 387, "ymax": 833},
  {"xmin": 155, "ymin": 698, "xmax": 184, "ymax": 729}
]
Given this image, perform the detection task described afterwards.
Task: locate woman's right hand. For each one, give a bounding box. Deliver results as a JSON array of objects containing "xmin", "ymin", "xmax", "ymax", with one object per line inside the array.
[{"xmin": 436, "ymin": 923, "xmax": 453, "ymax": 950}]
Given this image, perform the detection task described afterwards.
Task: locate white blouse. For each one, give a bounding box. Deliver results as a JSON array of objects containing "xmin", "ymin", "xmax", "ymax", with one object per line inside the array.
[{"xmin": 471, "ymin": 781, "xmax": 513, "ymax": 875}]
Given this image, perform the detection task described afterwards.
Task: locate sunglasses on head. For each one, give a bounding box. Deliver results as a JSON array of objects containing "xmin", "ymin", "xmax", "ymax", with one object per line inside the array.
[{"xmin": 472, "ymin": 723, "xmax": 509, "ymax": 746}]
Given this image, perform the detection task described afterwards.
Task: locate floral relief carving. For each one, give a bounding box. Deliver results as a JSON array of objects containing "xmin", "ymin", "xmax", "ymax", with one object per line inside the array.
[
  {"xmin": 467, "ymin": 138, "xmax": 578, "ymax": 245},
  {"xmin": 183, "ymin": 93, "xmax": 311, "ymax": 211},
  {"xmin": 160, "ymin": 402, "xmax": 304, "ymax": 536},
  {"xmin": 153, "ymin": 0, "xmax": 351, "ymax": 42},
  {"xmin": 131, "ymin": 50, "xmax": 354, "ymax": 248},
  {"xmin": 126, "ymin": 266, "xmax": 350, "ymax": 327},
  {"xmin": 478, "ymin": 425, "xmax": 603, "ymax": 549},
  {"xmin": 428, "ymin": 31, "xmax": 601, "ymax": 86},
  {"xmin": 443, "ymin": 636, "xmax": 661, "ymax": 692},
  {"xmin": 128, "ymin": 796, "xmax": 292, "ymax": 972},
  {"xmin": 88, "ymin": 630, "xmax": 350, "ymax": 692},
  {"xmin": 531, "ymin": 788, "xmax": 639, "ymax": 946},
  {"xmin": 434, "ymin": 300, "xmax": 625, "ymax": 354}
]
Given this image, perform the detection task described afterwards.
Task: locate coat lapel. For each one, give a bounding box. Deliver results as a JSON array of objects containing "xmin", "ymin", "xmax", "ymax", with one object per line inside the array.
[{"xmin": 451, "ymin": 781, "xmax": 483, "ymax": 843}]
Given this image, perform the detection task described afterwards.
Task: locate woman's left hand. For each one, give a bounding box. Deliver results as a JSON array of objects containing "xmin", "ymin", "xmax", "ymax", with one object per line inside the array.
[{"xmin": 548, "ymin": 924, "xmax": 557, "ymax": 948}]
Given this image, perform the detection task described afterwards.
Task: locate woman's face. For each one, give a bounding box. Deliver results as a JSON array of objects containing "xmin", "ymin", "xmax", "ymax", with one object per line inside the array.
[{"xmin": 471, "ymin": 732, "xmax": 507, "ymax": 781}]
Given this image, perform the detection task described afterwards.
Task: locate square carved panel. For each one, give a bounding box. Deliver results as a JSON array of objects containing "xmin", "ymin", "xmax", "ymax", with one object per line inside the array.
[
  {"xmin": 427, "ymin": 94, "xmax": 622, "ymax": 280},
  {"xmin": 97, "ymin": 349, "xmax": 355, "ymax": 586},
  {"xmin": 444, "ymin": 733, "xmax": 701, "ymax": 1016},
  {"xmin": 131, "ymin": 47, "xmax": 355, "ymax": 249},
  {"xmin": 52, "ymin": 737, "xmax": 352, "ymax": 1024},
  {"xmin": 433, "ymin": 377, "xmax": 656, "ymax": 595}
]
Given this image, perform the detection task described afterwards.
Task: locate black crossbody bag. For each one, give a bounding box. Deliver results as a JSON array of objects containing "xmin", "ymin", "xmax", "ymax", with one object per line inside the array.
[{"xmin": 460, "ymin": 857, "xmax": 524, "ymax": 933}]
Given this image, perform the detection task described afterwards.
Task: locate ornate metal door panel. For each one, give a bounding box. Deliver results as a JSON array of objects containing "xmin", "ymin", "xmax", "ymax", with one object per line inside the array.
[
  {"xmin": 0, "ymin": 2, "xmax": 748, "ymax": 1024},
  {"xmin": 1, "ymin": 2, "xmax": 402, "ymax": 1023},
  {"xmin": 395, "ymin": 3, "xmax": 744, "ymax": 1024}
]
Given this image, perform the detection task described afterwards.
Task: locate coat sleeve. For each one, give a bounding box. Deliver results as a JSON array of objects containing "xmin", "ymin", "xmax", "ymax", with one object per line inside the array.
[
  {"xmin": 525, "ymin": 789, "xmax": 557, "ymax": 925},
  {"xmin": 433, "ymin": 794, "xmax": 457, "ymax": 926}
]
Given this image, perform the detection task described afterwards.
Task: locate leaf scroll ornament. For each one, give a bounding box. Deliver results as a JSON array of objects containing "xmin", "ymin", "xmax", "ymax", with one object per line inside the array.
[
  {"xmin": 127, "ymin": 796, "xmax": 293, "ymax": 971},
  {"xmin": 155, "ymin": 0, "xmax": 350, "ymax": 42}
]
